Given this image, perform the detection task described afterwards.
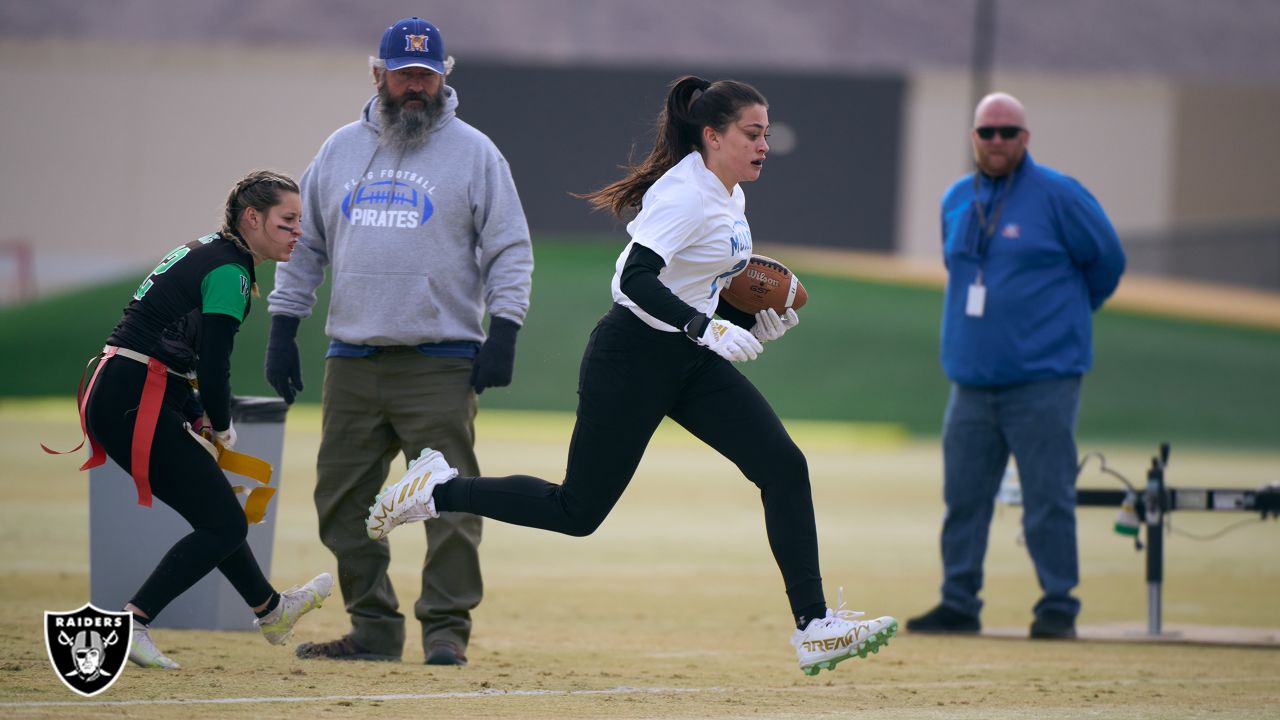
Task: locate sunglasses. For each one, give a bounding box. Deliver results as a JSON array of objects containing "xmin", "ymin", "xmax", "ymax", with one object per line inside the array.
[{"xmin": 975, "ymin": 125, "xmax": 1024, "ymax": 141}]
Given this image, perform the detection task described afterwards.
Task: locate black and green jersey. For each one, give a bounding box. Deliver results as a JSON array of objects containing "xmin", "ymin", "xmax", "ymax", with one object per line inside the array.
[{"xmin": 107, "ymin": 233, "xmax": 255, "ymax": 374}]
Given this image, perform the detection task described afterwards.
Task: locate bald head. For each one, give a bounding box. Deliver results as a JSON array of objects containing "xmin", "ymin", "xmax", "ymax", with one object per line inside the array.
[
  {"xmin": 974, "ymin": 92, "xmax": 1027, "ymax": 128},
  {"xmin": 971, "ymin": 92, "xmax": 1029, "ymax": 177}
]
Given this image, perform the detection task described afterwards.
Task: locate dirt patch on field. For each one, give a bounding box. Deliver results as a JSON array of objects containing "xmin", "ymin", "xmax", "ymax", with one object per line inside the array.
[{"xmin": 5, "ymin": 407, "xmax": 1279, "ymax": 720}]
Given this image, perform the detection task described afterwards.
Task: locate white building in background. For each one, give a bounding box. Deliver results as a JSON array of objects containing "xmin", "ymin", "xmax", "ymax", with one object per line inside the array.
[{"xmin": 1, "ymin": 0, "xmax": 1278, "ymax": 298}]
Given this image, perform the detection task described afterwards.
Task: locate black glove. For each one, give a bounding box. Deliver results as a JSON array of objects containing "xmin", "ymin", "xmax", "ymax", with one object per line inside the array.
[
  {"xmin": 470, "ymin": 316, "xmax": 520, "ymax": 394},
  {"xmin": 264, "ymin": 314, "xmax": 304, "ymax": 404}
]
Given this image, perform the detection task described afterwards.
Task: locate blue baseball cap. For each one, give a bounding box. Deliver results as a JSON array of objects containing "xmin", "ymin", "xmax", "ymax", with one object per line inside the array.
[{"xmin": 379, "ymin": 17, "xmax": 446, "ymax": 74}]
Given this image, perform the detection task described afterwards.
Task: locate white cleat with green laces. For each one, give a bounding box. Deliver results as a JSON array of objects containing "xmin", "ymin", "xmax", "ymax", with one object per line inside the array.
[
  {"xmin": 129, "ymin": 624, "xmax": 181, "ymax": 670},
  {"xmin": 791, "ymin": 589, "xmax": 898, "ymax": 676},
  {"xmin": 256, "ymin": 572, "xmax": 333, "ymax": 645}
]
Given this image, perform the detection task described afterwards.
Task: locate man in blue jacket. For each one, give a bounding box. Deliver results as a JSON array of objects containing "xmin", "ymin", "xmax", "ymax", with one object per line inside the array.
[{"xmin": 907, "ymin": 92, "xmax": 1125, "ymax": 639}]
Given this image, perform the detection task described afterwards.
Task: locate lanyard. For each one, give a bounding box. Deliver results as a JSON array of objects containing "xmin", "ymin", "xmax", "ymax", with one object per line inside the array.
[{"xmin": 970, "ymin": 170, "xmax": 1016, "ymax": 284}]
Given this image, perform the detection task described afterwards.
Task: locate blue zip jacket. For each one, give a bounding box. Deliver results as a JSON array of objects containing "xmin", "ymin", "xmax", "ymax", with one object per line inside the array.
[{"xmin": 940, "ymin": 152, "xmax": 1125, "ymax": 387}]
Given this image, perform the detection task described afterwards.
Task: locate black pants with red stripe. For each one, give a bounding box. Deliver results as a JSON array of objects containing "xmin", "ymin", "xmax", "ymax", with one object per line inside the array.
[
  {"xmin": 435, "ymin": 304, "xmax": 824, "ymax": 618},
  {"xmin": 84, "ymin": 356, "xmax": 274, "ymax": 619}
]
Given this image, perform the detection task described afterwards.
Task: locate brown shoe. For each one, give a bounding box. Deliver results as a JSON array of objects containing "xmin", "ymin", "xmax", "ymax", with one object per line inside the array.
[
  {"xmin": 424, "ymin": 640, "xmax": 467, "ymax": 666},
  {"xmin": 295, "ymin": 634, "xmax": 400, "ymax": 661}
]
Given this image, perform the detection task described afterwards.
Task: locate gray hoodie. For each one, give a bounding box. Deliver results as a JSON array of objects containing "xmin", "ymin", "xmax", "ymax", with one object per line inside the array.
[{"xmin": 268, "ymin": 86, "xmax": 533, "ymax": 346}]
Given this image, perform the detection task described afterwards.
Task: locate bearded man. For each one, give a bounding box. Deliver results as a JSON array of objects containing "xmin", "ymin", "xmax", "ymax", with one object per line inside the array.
[{"xmin": 266, "ymin": 16, "xmax": 533, "ymax": 666}]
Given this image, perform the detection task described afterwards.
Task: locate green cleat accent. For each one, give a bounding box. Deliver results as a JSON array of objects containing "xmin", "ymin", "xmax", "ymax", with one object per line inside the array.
[
  {"xmin": 256, "ymin": 573, "xmax": 333, "ymax": 645},
  {"xmin": 796, "ymin": 617, "xmax": 899, "ymax": 675}
]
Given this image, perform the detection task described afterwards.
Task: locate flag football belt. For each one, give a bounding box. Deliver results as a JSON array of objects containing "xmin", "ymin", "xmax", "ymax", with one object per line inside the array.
[
  {"xmin": 41, "ymin": 346, "xmax": 276, "ymax": 522},
  {"xmin": 185, "ymin": 422, "xmax": 277, "ymax": 524}
]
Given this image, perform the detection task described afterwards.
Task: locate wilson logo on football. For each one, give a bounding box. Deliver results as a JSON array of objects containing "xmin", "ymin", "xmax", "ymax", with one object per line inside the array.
[{"xmin": 745, "ymin": 269, "xmax": 781, "ymax": 288}]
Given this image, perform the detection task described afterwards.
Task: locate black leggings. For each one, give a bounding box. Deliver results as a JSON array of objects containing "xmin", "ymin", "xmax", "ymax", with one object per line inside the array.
[
  {"xmin": 84, "ymin": 357, "xmax": 274, "ymax": 619},
  {"xmin": 436, "ymin": 305, "xmax": 824, "ymax": 616}
]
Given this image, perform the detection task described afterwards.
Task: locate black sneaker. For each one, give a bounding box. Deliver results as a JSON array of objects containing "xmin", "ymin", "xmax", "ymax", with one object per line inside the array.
[
  {"xmin": 295, "ymin": 634, "xmax": 400, "ymax": 661},
  {"xmin": 425, "ymin": 640, "xmax": 468, "ymax": 666},
  {"xmin": 905, "ymin": 604, "xmax": 981, "ymax": 634},
  {"xmin": 1030, "ymin": 610, "xmax": 1077, "ymax": 639}
]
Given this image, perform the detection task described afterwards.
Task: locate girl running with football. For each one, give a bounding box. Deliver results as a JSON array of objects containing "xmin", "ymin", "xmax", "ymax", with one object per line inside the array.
[{"xmin": 365, "ymin": 76, "xmax": 896, "ymax": 674}]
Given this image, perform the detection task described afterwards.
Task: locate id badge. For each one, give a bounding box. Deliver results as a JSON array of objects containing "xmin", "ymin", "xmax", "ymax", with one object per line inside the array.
[{"xmin": 965, "ymin": 283, "xmax": 986, "ymax": 317}]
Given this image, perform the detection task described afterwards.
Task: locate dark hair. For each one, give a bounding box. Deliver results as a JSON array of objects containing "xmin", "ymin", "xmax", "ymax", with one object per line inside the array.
[
  {"xmin": 580, "ymin": 75, "xmax": 767, "ymax": 218},
  {"xmin": 221, "ymin": 170, "xmax": 300, "ymax": 246}
]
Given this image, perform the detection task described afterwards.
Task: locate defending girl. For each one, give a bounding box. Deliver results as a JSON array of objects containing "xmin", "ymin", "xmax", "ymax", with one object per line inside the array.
[{"xmin": 69, "ymin": 171, "xmax": 332, "ymax": 668}]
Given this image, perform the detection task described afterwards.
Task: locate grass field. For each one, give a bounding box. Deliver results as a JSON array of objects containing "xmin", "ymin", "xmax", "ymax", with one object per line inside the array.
[{"xmin": 1, "ymin": 400, "xmax": 1278, "ymax": 718}]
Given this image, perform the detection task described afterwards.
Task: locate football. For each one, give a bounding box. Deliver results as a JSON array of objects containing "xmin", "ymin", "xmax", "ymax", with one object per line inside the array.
[{"xmin": 721, "ymin": 255, "xmax": 808, "ymax": 314}]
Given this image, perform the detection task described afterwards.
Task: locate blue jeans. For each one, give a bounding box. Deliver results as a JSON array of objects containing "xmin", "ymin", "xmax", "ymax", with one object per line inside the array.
[{"xmin": 938, "ymin": 376, "xmax": 1082, "ymax": 619}]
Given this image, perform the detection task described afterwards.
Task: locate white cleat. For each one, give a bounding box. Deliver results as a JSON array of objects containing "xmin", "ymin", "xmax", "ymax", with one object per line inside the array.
[
  {"xmin": 129, "ymin": 623, "xmax": 181, "ymax": 669},
  {"xmin": 791, "ymin": 588, "xmax": 897, "ymax": 676},
  {"xmin": 365, "ymin": 448, "xmax": 458, "ymax": 540},
  {"xmin": 256, "ymin": 572, "xmax": 333, "ymax": 645}
]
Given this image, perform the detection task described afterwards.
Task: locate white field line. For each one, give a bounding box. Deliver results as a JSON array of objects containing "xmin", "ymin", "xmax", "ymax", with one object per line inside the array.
[
  {"xmin": 0, "ymin": 676, "xmax": 1275, "ymax": 709},
  {"xmin": 1, "ymin": 686, "xmax": 718, "ymax": 709}
]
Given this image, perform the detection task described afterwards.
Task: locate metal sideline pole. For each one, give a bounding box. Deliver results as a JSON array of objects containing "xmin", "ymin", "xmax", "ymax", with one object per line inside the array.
[
  {"xmin": 1073, "ymin": 441, "xmax": 1280, "ymax": 639},
  {"xmin": 1144, "ymin": 443, "xmax": 1170, "ymax": 636},
  {"xmin": 968, "ymin": 0, "xmax": 996, "ymax": 160}
]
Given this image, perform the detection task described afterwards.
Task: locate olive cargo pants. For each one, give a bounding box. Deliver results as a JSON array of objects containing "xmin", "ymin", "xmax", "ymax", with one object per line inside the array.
[{"xmin": 316, "ymin": 351, "xmax": 483, "ymax": 657}]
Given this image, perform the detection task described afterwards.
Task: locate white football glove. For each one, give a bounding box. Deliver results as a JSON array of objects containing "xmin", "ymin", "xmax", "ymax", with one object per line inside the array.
[
  {"xmin": 213, "ymin": 420, "xmax": 237, "ymax": 451},
  {"xmin": 696, "ymin": 318, "xmax": 763, "ymax": 362},
  {"xmin": 750, "ymin": 308, "xmax": 800, "ymax": 343}
]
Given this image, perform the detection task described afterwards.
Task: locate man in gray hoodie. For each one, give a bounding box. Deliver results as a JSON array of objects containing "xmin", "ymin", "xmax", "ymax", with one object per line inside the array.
[{"xmin": 266, "ymin": 16, "xmax": 533, "ymax": 666}]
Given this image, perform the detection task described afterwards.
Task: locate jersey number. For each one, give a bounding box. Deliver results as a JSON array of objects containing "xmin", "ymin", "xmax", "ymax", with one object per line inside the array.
[{"xmin": 133, "ymin": 246, "xmax": 191, "ymax": 301}]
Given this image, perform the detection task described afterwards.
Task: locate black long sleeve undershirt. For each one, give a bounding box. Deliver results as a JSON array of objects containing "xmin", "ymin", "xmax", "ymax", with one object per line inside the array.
[
  {"xmin": 618, "ymin": 244, "xmax": 704, "ymax": 334},
  {"xmin": 714, "ymin": 295, "xmax": 756, "ymax": 330},
  {"xmin": 197, "ymin": 312, "xmax": 241, "ymax": 431},
  {"xmin": 619, "ymin": 243, "xmax": 760, "ymax": 337}
]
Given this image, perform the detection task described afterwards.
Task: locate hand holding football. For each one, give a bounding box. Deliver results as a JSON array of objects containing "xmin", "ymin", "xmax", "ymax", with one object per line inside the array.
[{"xmin": 721, "ymin": 255, "xmax": 808, "ymax": 314}]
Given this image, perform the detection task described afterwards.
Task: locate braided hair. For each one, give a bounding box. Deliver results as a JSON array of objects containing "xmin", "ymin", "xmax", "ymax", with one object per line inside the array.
[
  {"xmin": 220, "ymin": 170, "xmax": 300, "ymax": 255},
  {"xmin": 580, "ymin": 75, "xmax": 767, "ymax": 218},
  {"xmin": 219, "ymin": 169, "xmax": 299, "ymax": 295}
]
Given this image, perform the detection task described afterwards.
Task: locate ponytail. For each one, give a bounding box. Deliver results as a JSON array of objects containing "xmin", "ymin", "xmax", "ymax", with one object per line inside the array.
[{"xmin": 579, "ymin": 75, "xmax": 767, "ymax": 218}]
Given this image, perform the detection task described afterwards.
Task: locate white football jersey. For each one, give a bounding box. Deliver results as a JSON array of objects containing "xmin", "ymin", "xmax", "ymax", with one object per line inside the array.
[{"xmin": 610, "ymin": 151, "xmax": 753, "ymax": 332}]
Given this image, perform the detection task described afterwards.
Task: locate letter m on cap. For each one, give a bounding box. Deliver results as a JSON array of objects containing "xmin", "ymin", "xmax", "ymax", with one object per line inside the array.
[{"xmin": 405, "ymin": 34, "xmax": 429, "ymax": 52}]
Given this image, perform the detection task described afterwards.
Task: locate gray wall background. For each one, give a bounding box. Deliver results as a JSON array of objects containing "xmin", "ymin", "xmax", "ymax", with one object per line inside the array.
[
  {"xmin": 1, "ymin": 0, "xmax": 1278, "ymax": 297},
  {"xmin": 458, "ymin": 64, "xmax": 904, "ymax": 249}
]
